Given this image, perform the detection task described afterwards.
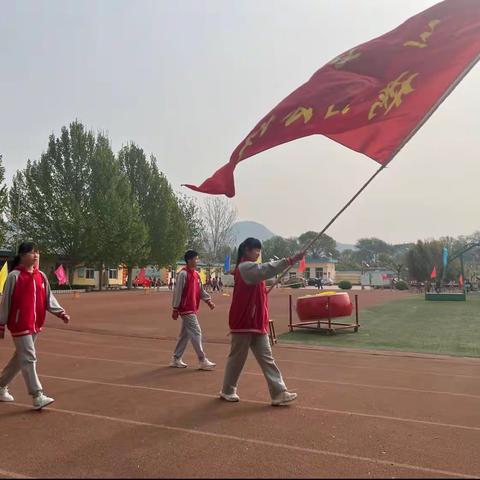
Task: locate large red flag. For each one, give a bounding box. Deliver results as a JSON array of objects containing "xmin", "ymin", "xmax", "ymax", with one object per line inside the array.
[
  {"xmin": 185, "ymin": 0, "xmax": 480, "ymax": 197},
  {"xmin": 297, "ymin": 257, "xmax": 306, "ymax": 273}
]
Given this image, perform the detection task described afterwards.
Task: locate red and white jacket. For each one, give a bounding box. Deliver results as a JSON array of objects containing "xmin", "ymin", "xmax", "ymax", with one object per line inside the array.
[
  {"xmin": 172, "ymin": 267, "xmax": 211, "ymax": 316},
  {"xmin": 0, "ymin": 266, "xmax": 66, "ymax": 337},
  {"xmin": 229, "ymin": 257, "xmax": 292, "ymax": 334}
]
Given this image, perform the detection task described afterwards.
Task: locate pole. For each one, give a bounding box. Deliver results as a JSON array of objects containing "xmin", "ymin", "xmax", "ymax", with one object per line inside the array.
[{"xmin": 267, "ymin": 164, "xmax": 385, "ymax": 293}]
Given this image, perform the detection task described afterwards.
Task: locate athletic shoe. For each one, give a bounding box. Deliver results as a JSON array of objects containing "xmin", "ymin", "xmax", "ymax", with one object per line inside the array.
[
  {"xmin": 271, "ymin": 391, "xmax": 297, "ymax": 406},
  {"xmin": 33, "ymin": 393, "xmax": 55, "ymax": 410},
  {"xmin": 0, "ymin": 387, "xmax": 14, "ymax": 402},
  {"xmin": 219, "ymin": 390, "xmax": 240, "ymax": 402},
  {"xmin": 169, "ymin": 357, "xmax": 187, "ymax": 368},
  {"xmin": 198, "ymin": 358, "xmax": 216, "ymax": 371}
]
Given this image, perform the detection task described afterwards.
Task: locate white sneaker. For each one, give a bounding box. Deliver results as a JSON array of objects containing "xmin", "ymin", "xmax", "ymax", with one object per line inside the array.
[
  {"xmin": 169, "ymin": 357, "xmax": 187, "ymax": 368},
  {"xmin": 33, "ymin": 393, "xmax": 55, "ymax": 410},
  {"xmin": 271, "ymin": 391, "xmax": 298, "ymax": 406},
  {"xmin": 219, "ymin": 390, "xmax": 240, "ymax": 402},
  {"xmin": 0, "ymin": 387, "xmax": 14, "ymax": 402},
  {"xmin": 198, "ymin": 358, "xmax": 216, "ymax": 371}
]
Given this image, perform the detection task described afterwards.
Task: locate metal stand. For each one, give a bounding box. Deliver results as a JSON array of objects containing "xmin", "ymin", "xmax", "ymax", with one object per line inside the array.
[{"xmin": 288, "ymin": 294, "xmax": 360, "ymax": 334}]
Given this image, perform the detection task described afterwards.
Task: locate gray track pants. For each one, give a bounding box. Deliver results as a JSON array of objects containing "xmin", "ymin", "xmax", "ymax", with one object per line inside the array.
[
  {"xmin": 173, "ymin": 314, "xmax": 206, "ymax": 361},
  {"xmin": 0, "ymin": 334, "xmax": 43, "ymax": 396},
  {"xmin": 222, "ymin": 333, "xmax": 287, "ymax": 399}
]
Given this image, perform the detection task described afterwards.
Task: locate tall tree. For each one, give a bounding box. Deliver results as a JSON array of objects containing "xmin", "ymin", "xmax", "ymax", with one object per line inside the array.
[
  {"xmin": 262, "ymin": 236, "xmax": 298, "ymax": 262},
  {"xmin": 202, "ymin": 197, "xmax": 237, "ymax": 264},
  {"xmin": 355, "ymin": 237, "xmax": 393, "ymax": 265},
  {"xmin": 8, "ymin": 121, "xmax": 95, "ymax": 281},
  {"xmin": 85, "ymin": 135, "xmax": 149, "ymax": 290},
  {"xmin": 118, "ymin": 144, "xmax": 186, "ymax": 273},
  {"xmin": 0, "ymin": 155, "xmax": 8, "ymax": 247},
  {"xmin": 177, "ymin": 194, "xmax": 204, "ymax": 253},
  {"xmin": 297, "ymin": 231, "xmax": 338, "ymax": 258}
]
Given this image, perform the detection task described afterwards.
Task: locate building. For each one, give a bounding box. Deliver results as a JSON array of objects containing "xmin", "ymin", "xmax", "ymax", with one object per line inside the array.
[
  {"xmin": 287, "ymin": 256, "xmax": 337, "ymax": 281},
  {"xmin": 335, "ymin": 270, "xmax": 362, "ymax": 285}
]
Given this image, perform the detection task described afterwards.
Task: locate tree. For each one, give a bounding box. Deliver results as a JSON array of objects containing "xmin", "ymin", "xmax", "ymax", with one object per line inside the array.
[
  {"xmin": 118, "ymin": 144, "xmax": 187, "ymax": 280},
  {"xmin": 8, "ymin": 121, "xmax": 96, "ymax": 282},
  {"xmin": 0, "ymin": 155, "xmax": 8, "ymax": 247},
  {"xmin": 355, "ymin": 238, "xmax": 393, "ymax": 265},
  {"xmin": 262, "ymin": 236, "xmax": 298, "ymax": 262},
  {"xmin": 202, "ymin": 197, "xmax": 237, "ymax": 264},
  {"xmin": 336, "ymin": 249, "xmax": 361, "ymax": 271},
  {"xmin": 297, "ymin": 231, "xmax": 339, "ymax": 258},
  {"xmin": 177, "ymin": 194, "xmax": 204, "ymax": 253},
  {"xmin": 85, "ymin": 135, "xmax": 149, "ymax": 290}
]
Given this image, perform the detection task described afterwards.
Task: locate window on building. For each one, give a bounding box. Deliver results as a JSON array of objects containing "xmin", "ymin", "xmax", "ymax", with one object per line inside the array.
[
  {"xmin": 108, "ymin": 268, "xmax": 118, "ymax": 280},
  {"xmin": 85, "ymin": 268, "xmax": 95, "ymax": 279},
  {"xmin": 315, "ymin": 267, "xmax": 323, "ymax": 278},
  {"xmin": 304, "ymin": 267, "xmax": 310, "ymax": 279}
]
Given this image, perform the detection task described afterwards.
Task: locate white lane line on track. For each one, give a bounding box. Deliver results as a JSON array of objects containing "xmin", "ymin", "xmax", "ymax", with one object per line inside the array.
[
  {"xmin": 34, "ymin": 372, "xmax": 480, "ymax": 434},
  {"xmin": 0, "ymin": 468, "xmax": 33, "ymax": 479},
  {"xmin": 36, "ymin": 336, "xmax": 480, "ymax": 381},
  {"xmin": 29, "ymin": 349, "xmax": 480, "ymax": 401},
  {"xmin": 6, "ymin": 402, "xmax": 477, "ymax": 479}
]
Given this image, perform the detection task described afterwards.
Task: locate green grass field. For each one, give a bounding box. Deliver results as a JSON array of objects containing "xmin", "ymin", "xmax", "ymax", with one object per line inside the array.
[{"xmin": 280, "ymin": 293, "xmax": 480, "ymax": 357}]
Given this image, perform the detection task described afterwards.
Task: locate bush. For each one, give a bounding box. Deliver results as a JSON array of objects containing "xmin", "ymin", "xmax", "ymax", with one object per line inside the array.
[
  {"xmin": 338, "ymin": 280, "xmax": 352, "ymax": 290},
  {"xmin": 395, "ymin": 280, "xmax": 409, "ymax": 290}
]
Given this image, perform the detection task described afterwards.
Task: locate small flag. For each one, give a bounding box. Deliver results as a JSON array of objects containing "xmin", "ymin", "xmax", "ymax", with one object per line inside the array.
[
  {"xmin": 199, "ymin": 269, "xmax": 207, "ymax": 284},
  {"xmin": 459, "ymin": 274, "xmax": 464, "ymax": 288},
  {"xmin": 297, "ymin": 256, "xmax": 306, "ymax": 273},
  {"xmin": 0, "ymin": 261, "xmax": 8, "ymax": 294},
  {"xmin": 224, "ymin": 255, "xmax": 231, "ymax": 273},
  {"xmin": 54, "ymin": 265, "xmax": 68, "ymax": 285},
  {"xmin": 430, "ymin": 266, "xmax": 437, "ymax": 279}
]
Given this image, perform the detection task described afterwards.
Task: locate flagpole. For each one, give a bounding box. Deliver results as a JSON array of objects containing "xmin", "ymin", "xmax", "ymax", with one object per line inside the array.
[
  {"xmin": 267, "ymin": 53, "xmax": 480, "ymax": 295},
  {"xmin": 267, "ymin": 164, "xmax": 385, "ymax": 293}
]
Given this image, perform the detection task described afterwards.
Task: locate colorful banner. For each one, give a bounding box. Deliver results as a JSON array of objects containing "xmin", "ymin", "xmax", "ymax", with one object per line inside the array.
[
  {"xmin": 0, "ymin": 261, "xmax": 7, "ymax": 294},
  {"xmin": 185, "ymin": 0, "xmax": 480, "ymax": 197}
]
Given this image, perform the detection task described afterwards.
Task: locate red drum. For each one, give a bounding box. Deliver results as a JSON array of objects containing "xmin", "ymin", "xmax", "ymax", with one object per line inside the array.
[{"xmin": 296, "ymin": 292, "xmax": 353, "ymax": 321}]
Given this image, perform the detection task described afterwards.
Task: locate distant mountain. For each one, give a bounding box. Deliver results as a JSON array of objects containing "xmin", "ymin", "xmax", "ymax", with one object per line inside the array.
[{"xmin": 231, "ymin": 221, "xmax": 275, "ymax": 245}]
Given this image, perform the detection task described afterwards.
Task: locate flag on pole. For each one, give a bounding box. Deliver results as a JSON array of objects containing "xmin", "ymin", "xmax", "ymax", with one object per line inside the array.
[
  {"xmin": 54, "ymin": 265, "xmax": 68, "ymax": 285},
  {"xmin": 0, "ymin": 261, "xmax": 8, "ymax": 294},
  {"xmin": 443, "ymin": 247, "xmax": 449, "ymax": 268},
  {"xmin": 459, "ymin": 274, "xmax": 464, "ymax": 288},
  {"xmin": 430, "ymin": 266, "xmax": 437, "ymax": 279},
  {"xmin": 185, "ymin": 0, "xmax": 480, "ymax": 197},
  {"xmin": 224, "ymin": 255, "xmax": 231, "ymax": 273},
  {"xmin": 297, "ymin": 257, "xmax": 306, "ymax": 273},
  {"xmin": 199, "ymin": 269, "xmax": 207, "ymax": 284}
]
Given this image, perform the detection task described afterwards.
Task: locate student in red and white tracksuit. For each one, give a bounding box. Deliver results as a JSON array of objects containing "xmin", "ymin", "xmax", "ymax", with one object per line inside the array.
[
  {"xmin": 220, "ymin": 237, "xmax": 304, "ymax": 406},
  {"xmin": 0, "ymin": 242, "xmax": 70, "ymax": 410},
  {"xmin": 170, "ymin": 250, "xmax": 216, "ymax": 370}
]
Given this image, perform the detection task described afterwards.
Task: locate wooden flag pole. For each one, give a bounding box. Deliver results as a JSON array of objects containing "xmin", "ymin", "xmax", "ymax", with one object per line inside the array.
[{"xmin": 267, "ymin": 164, "xmax": 385, "ymax": 293}]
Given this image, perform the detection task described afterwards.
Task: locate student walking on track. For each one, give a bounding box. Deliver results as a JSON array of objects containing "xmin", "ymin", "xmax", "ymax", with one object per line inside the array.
[
  {"xmin": 170, "ymin": 250, "xmax": 216, "ymax": 370},
  {"xmin": 0, "ymin": 242, "xmax": 70, "ymax": 410},
  {"xmin": 220, "ymin": 237, "xmax": 304, "ymax": 406}
]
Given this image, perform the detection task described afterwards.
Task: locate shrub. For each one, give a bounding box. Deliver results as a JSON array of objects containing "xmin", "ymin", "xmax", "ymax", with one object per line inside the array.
[
  {"xmin": 338, "ymin": 280, "xmax": 352, "ymax": 290},
  {"xmin": 395, "ymin": 280, "xmax": 409, "ymax": 290}
]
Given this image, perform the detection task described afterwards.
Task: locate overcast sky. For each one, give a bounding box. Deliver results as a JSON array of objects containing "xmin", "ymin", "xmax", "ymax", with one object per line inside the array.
[{"xmin": 1, "ymin": 0, "xmax": 478, "ymax": 244}]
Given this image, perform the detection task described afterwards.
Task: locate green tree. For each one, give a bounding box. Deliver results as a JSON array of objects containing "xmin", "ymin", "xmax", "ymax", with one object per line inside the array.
[
  {"xmin": 118, "ymin": 144, "xmax": 186, "ymax": 273},
  {"xmin": 178, "ymin": 193, "xmax": 204, "ymax": 253},
  {"xmin": 297, "ymin": 231, "xmax": 339, "ymax": 258},
  {"xmin": 0, "ymin": 155, "xmax": 8, "ymax": 247},
  {"xmin": 262, "ymin": 236, "xmax": 298, "ymax": 262},
  {"xmin": 355, "ymin": 237, "xmax": 393, "ymax": 265},
  {"xmin": 8, "ymin": 121, "xmax": 95, "ymax": 281},
  {"xmin": 85, "ymin": 135, "xmax": 149, "ymax": 290},
  {"xmin": 336, "ymin": 249, "xmax": 361, "ymax": 271}
]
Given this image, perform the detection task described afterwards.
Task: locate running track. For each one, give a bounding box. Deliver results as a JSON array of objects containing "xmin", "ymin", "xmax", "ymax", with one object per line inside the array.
[{"xmin": 0, "ymin": 290, "xmax": 479, "ymax": 478}]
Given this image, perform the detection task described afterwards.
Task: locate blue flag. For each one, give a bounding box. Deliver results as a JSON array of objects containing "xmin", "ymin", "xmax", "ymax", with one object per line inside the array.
[
  {"xmin": 224, "ymin": 255, "xmax": 231, "ymax": 273},
  {"xmin": 443, "ymin": 247, "xmax": 449, "ymax": 268}
]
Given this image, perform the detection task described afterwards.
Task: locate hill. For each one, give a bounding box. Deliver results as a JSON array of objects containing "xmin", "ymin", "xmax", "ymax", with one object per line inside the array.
[{"xmin": 231, "ymin": 221, "xmax": 275, "ymax": 245}]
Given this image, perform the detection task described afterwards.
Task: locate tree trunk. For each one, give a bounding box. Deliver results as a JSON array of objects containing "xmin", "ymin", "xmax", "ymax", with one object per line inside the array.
[
  {"xmin": 98, "ymin": 262, "xmax": 103, "ymax": 291},
  {"xmin": 127, "ymin": 266, "xmax": 133, "ymax": 290}
]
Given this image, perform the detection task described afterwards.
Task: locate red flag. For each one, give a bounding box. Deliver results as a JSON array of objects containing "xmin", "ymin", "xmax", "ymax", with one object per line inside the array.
[
  {"xmin": 459, "ymin": 274, "xmax": 464, "ymax": 288},
  {"xmin": 297, "ymin": 257, "xmax": 306, "ymax": 273},
  {"xmin": 185, "ymin": 0, "xmax": 480, "ymax": 197},
  {"xmin": 430, "ymin": 266, "xmax": 437, "ymax": 279},
  {"xmin": 136, "ymin": 268, "xmax": 146, "ymax": 283},
  {"xmin": 54, "ymin": 265, "xmax": 68, "ymax": 285}
]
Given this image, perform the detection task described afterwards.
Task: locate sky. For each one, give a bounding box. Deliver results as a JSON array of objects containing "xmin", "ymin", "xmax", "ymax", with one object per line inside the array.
[{"xmin": 0, "ymin": 0, "xmax": 478, "ymax": 245}]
